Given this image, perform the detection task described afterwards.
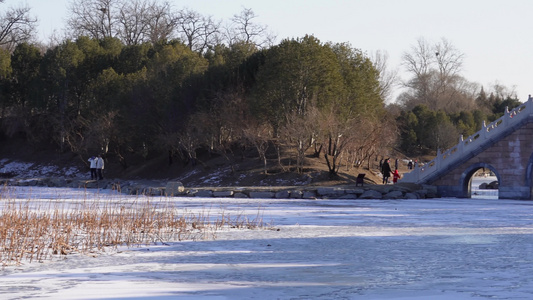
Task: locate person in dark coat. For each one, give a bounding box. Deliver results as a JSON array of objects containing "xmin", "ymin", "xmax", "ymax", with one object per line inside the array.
[
  {"xmin": 96, "ymin": 154, "xmax": 105, "ymax": 180},
  {"xmin": 381, "ymin": 158, "xmax": 392, "ymax": 184}
]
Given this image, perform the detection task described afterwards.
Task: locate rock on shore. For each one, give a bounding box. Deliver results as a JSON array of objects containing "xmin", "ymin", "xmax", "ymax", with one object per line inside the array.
[{"xmin": 0, "ymin": 177, "xmax": 439, "ymax": 200}]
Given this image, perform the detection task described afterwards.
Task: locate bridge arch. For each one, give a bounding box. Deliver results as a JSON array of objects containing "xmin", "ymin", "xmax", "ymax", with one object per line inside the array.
[
  {"xmin": 459, "ymin": 163, "xmax": 501, "ymax": 198},
  {"xmin": 524, "ymin": 152, "xmax": 533, "ymax": 200},
  {"xmin": 401, "ymin": 97, "xmax": 533, "ymax": 199}
]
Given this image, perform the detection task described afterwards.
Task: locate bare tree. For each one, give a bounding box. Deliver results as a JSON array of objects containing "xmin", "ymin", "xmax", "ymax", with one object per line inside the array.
[
  {"xmin": 67, "ymin": 0, "xmax": 118, "ymax": 40},
  {"xmin": 281, "ymin": 114, "xmax": 311, "ymax": 174},
  {"xmin": 371, "ymin": 50, "xmax": 398, "ymax": 103},
  {"xmin": 401, "ymin": 37, "xmax": 434, "ymax": 107},
  {"xmin": 225, "ymin": 7, "xmax": 275, "ymax": 48},
  {"xmin": 400, "ymin": 37, "xmax": 472, "ymax": 113},
  {"xmin": 176, "ymin": 8, "xmax": 220, "ymax": 53},
  {"xmin": 280, "ymin": 107, "xmax": 321, "ymax": 174},
  {"xmin": 243, "ymin": 121, "xmax": 272, "ymax": 174},
  {"xmin": 116, "ymin": 0, "xmax": 151, "ymax": 45},
  {"xmin": 0, "ymin": 4, "xmax": 37, "ymax": 51},
  {"xmin": 146, "ymin": 1, "xmax": 176, "ymax": 44},
  {"xmin": 177, "ymin": 121, "xmax": 200, "ymax": 166},
  {"xmin": 357, "ymin": 117, "xmax": 396, "ymax": 170},
  {"xmin": 318, "ymin": 110, "xmax": 359, "ymax": 177},
  {"xmin": 434, "ymin": 38, "xmax": 464, "ymax": 96},
  {"xmin": 402, "ymin": 37, "xmax": 434, "ymax": 79},
  {"xmin": 489, "ymin": 82, "xmax": 517, "ymax": 100},
  {"xmin": 67, "ymin": 0, "xmax": 176, "ymax": 44}
]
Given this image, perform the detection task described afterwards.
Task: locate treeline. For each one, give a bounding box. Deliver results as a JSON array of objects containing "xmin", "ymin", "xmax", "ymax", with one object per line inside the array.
[
  {"xmin": 0, "ymin": 2, "xmax": 524, "ymax": 175},
  {"xmin": 395, "ymin": 90, "xmax": 521, "ymax": 155},
  {"xmin": 0, "ymin": 34, "xmax": 390, "ymax": 176},
  {"xmin": 393, "ymin": 37, "xmax": 522, "ymax": 156}
]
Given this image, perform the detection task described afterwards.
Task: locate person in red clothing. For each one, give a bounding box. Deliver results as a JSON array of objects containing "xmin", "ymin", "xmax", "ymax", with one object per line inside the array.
[{"xmin": 392, "ymin": 169, "xmax": 401, "ymax": 184}]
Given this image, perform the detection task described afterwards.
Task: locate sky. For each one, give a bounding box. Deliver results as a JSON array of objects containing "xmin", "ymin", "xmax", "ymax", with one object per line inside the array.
[{"xmin": 5, "ymin": 0, "xmax": 533, "ymax": 103}]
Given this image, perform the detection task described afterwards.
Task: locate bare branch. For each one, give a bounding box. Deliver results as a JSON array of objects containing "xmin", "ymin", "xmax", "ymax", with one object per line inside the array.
[
  {"xmin": 0, "ymin": 5, "xmax": 37, "ymax": 51},
  {"xmin": 146, "ymin": 1, "xmax": 177, "ymax": 44},
  {"xmin": 401, "ymin": 37, "xmax": 432, "ymax": 78},
  {"xmin": 67, "ymin": 0, "xmax": 118, "ymax": 40},
  {"xmin": 401, "ymin": 37, "xmax": 472, "ymax": 112},
  {"xmin": 176, "ymin": 8, "xmax": 220, "ymax": 53},
  {"xmin": 68, "ymin": 0, "xmax": 180, "ymax": 45},
  {"xmin": 371, "ymin": 50, "xmax": 398, "ymax": 103},
  {"xmin": 227, "ymin": 7, "xmax": 275, "ymax": 49},
  {"xmin": 434, "ymin": 37, "xmax": 464, "ymax": 79},
  {"xmin": 117, "ymin": 0, "xmax": 152, "ymax": 45}
]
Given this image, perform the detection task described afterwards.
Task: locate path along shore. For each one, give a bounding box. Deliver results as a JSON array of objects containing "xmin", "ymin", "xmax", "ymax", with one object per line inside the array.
[{"xmin": 0, "ymin": 177, "xmax": 439, "ymax": 200}]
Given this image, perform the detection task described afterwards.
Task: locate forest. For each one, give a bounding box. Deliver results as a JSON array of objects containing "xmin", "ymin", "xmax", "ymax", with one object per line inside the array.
[{"xmin": 0, "ymin": 0, "xmax": 522, "ymax": 177}]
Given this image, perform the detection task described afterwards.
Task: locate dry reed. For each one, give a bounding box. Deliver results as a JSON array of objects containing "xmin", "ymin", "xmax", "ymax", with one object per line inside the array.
[{"xmin": 0, "ymin": 186, "xmax": 267, "ymax": 267}]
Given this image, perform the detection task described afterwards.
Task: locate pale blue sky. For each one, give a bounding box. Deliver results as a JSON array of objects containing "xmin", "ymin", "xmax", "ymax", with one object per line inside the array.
[{"xmin": 5, "ymin": 0, "xmax": 533, "ymax": 102}]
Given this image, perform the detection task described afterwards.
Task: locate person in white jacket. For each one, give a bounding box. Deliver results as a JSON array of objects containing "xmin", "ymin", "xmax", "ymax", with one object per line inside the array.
[
  {"xmin": 96, "ymin": 155, "xmax": 105, "ymax": 180},
  {"xmin": 88, "ymin": 156, "xmax": 97, "ymax": 180}
]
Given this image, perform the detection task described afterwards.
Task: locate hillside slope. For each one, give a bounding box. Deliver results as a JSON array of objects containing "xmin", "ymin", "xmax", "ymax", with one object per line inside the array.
[{"xmin": 0, "ymin": 138, "xmax": 405, "ymax": 187}]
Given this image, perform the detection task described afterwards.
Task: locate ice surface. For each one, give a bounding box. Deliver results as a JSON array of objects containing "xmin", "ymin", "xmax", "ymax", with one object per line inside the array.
[
  {"xmin": 471, "ymin": 176, "xmax": 498, "ymax": 199},
  {"xmin": 0, "ymin": 185, "xmax": 532, "ymax": 299}
]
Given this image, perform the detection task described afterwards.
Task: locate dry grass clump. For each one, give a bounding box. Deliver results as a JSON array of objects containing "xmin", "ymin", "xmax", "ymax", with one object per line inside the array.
[{"xmin": 0, "ymin": 186, "xmax": 266, "ymax": 267}]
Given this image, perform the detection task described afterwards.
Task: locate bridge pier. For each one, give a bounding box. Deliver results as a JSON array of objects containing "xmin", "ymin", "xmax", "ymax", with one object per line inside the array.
[
  {"xmin": 499, "ymin": 186, "xmax": 530, "ymax": 200},
  {"xmin": 435, "ymin": 185, "xmax": 465, "ymax": 198}
]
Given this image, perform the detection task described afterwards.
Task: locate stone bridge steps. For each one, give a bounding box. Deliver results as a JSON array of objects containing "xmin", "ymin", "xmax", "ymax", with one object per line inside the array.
[{"xmin": 401, "ymin": 96, "xmax": 533, "ymax": 199}]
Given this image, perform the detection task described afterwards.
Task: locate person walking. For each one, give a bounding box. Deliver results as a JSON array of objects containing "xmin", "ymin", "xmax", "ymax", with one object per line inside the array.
[
  {"xmin": 88, "ymin": 156, "xmax": 97, "ymax": 180},
  {"xmin": 392, "ymin": 169, "xmax": 401, "ymax": 184},
  {"xmin": 381, "ymin": 158, "xmax": 392, "ymax": 184},
  {"xmin": 96, "ymin": 154, "xmax": 105, "ymax": 180}
]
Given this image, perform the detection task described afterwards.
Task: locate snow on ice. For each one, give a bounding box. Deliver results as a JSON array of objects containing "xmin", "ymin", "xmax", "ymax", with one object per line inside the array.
[{"xmin": 0, "ymin": 176, "xmax": 532, "ymax": 299}]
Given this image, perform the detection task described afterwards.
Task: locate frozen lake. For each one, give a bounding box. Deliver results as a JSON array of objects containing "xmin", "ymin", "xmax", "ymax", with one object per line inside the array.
[
  {"xmin": 0, "ymin": 185, "xmax": 532, "ymax": 299},
  {"xmin": 471, "ymin": 176, "xmax": 498, "ymax": 199}
]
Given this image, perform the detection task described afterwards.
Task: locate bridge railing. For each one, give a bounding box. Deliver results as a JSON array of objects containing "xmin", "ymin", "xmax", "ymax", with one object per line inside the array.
[{"xmin": 401, "ymin": 96, "xmax": 533, "ymax": 184}]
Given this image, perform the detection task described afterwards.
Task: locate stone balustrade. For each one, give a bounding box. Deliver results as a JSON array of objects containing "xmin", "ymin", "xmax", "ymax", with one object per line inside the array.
[{"xmin": 401, "ymin": 96, "xmax": 533, "ymax": 184}]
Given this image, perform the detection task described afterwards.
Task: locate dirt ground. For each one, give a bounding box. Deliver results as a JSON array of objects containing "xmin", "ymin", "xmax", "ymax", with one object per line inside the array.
[{"xmin": 0, "ymin": 137, "xmax": 415, "ymax": 187}]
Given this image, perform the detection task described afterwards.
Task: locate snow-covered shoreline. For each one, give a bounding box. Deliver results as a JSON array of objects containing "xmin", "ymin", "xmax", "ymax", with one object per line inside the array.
[{"xmin": 0, "ymin": 158, "xmax": 439, "ymax": 200}]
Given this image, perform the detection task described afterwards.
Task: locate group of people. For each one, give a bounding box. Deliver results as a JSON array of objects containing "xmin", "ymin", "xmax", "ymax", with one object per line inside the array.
[
  {"xmin": 380, "ymin": 158, "xmax": 401, "ymax": 185},
  {"xmin": 88, "ymin": 155, "xmax": 105, "ymax": 180}
]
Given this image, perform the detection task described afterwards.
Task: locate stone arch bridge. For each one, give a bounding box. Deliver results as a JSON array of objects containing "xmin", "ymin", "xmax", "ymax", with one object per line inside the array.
[{"xmin": 401, "ymin": 96, "xmax": 533, "ymax": 200}]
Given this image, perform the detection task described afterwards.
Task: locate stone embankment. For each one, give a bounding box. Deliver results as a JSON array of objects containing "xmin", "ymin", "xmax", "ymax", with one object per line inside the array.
[{"xmin": 0, "ymin": 177, "xmax": 439, "ymax": 200}]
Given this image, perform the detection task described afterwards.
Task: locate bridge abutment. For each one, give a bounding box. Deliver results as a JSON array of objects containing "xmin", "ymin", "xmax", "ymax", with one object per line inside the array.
[
  {"xmin": 499, "ymin": 186, "xmax": 530, "ymax": 200},
  {"xmin": 435, "ymin": 185, "xmax": 465, "ymax": 198}
]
